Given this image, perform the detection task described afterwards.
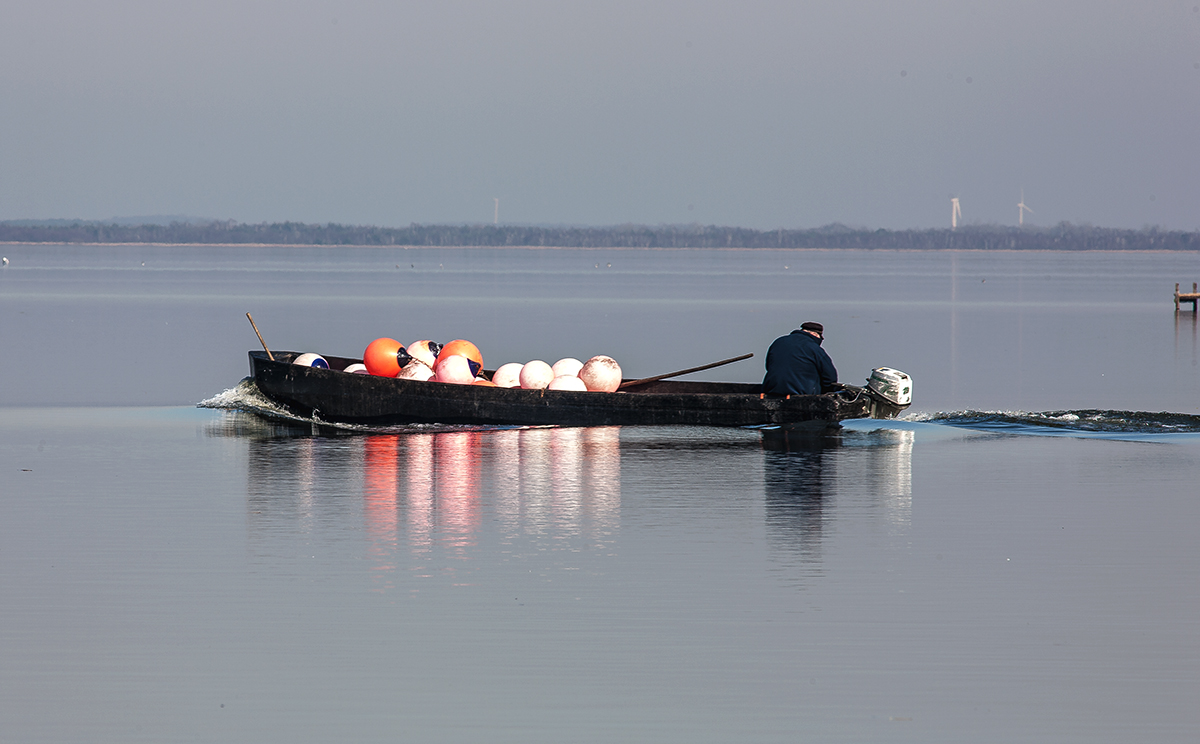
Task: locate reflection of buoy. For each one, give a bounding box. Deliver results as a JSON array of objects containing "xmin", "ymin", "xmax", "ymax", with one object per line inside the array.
[
  {"xmin": 293, "ymin": 353, "xmax": 329, "ymax": 369},
  {"xmin": 434, "ymin": 354, "xmax": 476, "ymax": 384},
  {"xmin": 364, "ymin": 338, "xmax": 411, "ymax": 377},
  {"xmin": 519, "ymin": 360, "xmax": 554, "ymax": 389},
  {"xmin": 344, "ymin": 363, "xmax": 368, "ymax": 374},
  {"xmin": 551, "ymin": 358, "xmax": 583, "ymax": 377},
  {"xmin": 548, "ymin": 375, "xmax": 587, "ymax": 391},
  {"xmin": 580, "ymin": 356, "xmax": 622, "ymax": 392},
  {"xmin": 492, "ymin": 363, "xmax": 523, "ymax": 388},
  {"xmin": 407, "ymin": 340, "xmax": 441, "ymax": 368},
  {"xmin": 438, "ymin": 340, "xmax": 482, "ymax": 377}
]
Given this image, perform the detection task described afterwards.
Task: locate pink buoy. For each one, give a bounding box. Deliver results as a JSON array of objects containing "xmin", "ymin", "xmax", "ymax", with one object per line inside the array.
[
  {"xmin": 548, "ymin": 375, "xmax": 588, "ymax": 392},
  {"xmin": 398, "ymin": 360, "xmax": 434, "ymax": 381},
  {"xmin": 519, "ymin": 360, "xmax": 554, "ymax": 390},
  {"xmin": 293, "ymin": 353, "xmax": 329, "ymax": 369},
  {"xmin": 551, "ymin": 358, "xmax": 583, "ymax": 378},
  {"xmin": 492, "ymin": 363, "xmax": 523, "ymax": 388},
  {"xmin": 580, "ymin": 355, "xmax": 622, "ymax": 392},
  {"xmin": 407, "ymin": 340, "xmax": 441, "ymax": 369},
  {"xmin": 434, "ymin": 354, "xmax": 475, "ymax": 384},
  {"xmin": 344, "ymin": 363, "xmax": 369, "ymax": 374}
]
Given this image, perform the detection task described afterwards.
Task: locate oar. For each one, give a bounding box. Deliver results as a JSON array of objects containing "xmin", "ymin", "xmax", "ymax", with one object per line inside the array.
[
  {"xmin": 618, "ymin": 353, "xmax": 753, "ymax": 389},
  {"xmin": 246, "ymin": 313, "xmax": 275, "ymax": 361}
]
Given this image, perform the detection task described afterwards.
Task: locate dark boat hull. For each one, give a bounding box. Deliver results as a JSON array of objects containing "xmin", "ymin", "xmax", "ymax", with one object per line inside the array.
[{"xmin": 248, "ymin": 351, "xmax": 907, "ymax": 427}]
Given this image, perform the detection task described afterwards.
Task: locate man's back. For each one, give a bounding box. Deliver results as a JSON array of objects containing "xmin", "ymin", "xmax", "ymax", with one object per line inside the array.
[{"xmin": 762, "ymin": 329, "xmax": 838, "ymax": 395}]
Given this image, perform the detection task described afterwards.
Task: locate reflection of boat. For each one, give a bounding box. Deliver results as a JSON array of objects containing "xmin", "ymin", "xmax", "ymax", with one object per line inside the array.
[
  {"xmin": 248, "ymin": 351, "xmax": 910, "ymax": 427},
  {"xmin": 760, "ymin": 424, "xmax": 916, "ymax": 566},
  {"xmin": 762, "ymin": 428, "xmax": 836, "ymax": 561},
  {"xmin": 238, "ymin": 421, "xmax": 621, "ymax": 577}
]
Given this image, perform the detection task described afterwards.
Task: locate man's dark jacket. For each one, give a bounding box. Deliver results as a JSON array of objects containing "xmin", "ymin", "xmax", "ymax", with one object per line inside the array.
[{"xmin": 762, "ymin": 330, "xmax": 838, "ymax": 395}]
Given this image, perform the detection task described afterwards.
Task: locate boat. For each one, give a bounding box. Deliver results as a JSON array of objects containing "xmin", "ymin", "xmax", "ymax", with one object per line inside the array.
[{"xmin": 247, "ymin": 350, "xmax": 911, "ymax": 428}]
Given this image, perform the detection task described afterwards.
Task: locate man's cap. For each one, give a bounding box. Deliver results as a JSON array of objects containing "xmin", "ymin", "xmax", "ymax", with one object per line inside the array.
[{"xmin": 800, "ymin": 322, "xmax": 824, "ymax": 334}]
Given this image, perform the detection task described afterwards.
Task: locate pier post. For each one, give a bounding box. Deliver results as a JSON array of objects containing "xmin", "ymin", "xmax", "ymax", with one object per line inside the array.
[{"xmin": 1175, "ymin": 282, "xmax": 1199, "ymax": 314}]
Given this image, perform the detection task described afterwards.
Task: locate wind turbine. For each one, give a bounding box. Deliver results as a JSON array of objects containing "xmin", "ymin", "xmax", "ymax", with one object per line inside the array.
[
  {"xmin": 951, "ymin": 197, "xmax": 962, "ymax": 230},
  {"xmin": 1017, "ymin": 190, "xmax": 1034, "ymax": 226}
]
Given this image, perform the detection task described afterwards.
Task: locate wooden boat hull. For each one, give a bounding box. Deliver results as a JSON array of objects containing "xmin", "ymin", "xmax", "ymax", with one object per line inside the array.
[{"xmin": 248, "ymin": 351, "xmax": 907, "ymax": 427}]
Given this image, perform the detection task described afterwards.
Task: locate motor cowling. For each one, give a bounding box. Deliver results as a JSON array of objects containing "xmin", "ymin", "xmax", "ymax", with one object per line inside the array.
[{"xmin": 867, "ymin": 367, "xmax": 912, "ymax": 406}]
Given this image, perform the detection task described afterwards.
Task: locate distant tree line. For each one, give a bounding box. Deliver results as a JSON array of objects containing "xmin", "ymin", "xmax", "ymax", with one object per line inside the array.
[{"xmin": 2, "ymin": 220, "xmax": 1198, "ymax": 251}]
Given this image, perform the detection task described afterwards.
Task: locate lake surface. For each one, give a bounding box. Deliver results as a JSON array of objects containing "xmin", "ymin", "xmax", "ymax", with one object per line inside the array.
[{"xmin": 2, "ymin": 245, "xmax": 1199, "ymax": 742}]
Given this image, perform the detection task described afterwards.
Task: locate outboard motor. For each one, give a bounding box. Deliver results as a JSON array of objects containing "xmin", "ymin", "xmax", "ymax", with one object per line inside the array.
[{"xmin": 864, "ymin": 367, "xmax": 912, "ymax": 419}]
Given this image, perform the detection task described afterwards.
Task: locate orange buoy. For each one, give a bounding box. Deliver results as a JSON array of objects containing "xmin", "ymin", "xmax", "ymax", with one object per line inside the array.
[
  {"xmin": 472, "ymin": 379, "xmax": 498, "ymax": 387},
  {"xmin": 363, "ymin": 337, "xmax": 412, "ymax": 377},
  {"xmin": 437, "ymin": 339, "xmax": 483, "ymax": 377}
]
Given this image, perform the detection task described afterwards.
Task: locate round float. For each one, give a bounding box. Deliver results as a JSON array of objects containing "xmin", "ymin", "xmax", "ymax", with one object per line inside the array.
[
  {"xmin": 548, "ymin": 375, "xmax": 588, "ymax": 392},
  {"xmin": 397, "ymin": 360, "xmax": 434, "ymax": 381},
  {"xmin": 580, "ymin": 355, "xmax": 622, "ymax": 392},
  {"xmin": 438, "ymin": 340, "xmax": 483, "ymax": 377},
  {"xmin": 519, "ymin": 360, "xmax": 554, "ymax": 390},
  {"xmin": 363, "ymin": 338, "xmax": 412, "ymax": 377},
  {"xmin": 551, "ymin": 358, "xmax": 584, "ymax": 378},
  {"xmin": 491, "ymin": 363, "xmax": 523, "ymax": 388},
  {"xmin": 434, "ymin": 354, "xmax": 476, "ymax": 384},
  {"xmin": 293, "ymin": 353, "xmax": 329, "ymax": 369},
  {"xmin": 407, "ymin": 340, "xmax": 441, "ymax": 368}
]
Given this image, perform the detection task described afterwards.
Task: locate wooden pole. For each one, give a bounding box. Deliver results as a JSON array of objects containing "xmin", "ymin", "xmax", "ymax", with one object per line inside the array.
[
  {"xmin": 618, "ymin": 353, "xmax": 753, "ymax": 390},
  {"xmin": 246, "ymin": 313, "xmax": 274, "ymax": 361}
]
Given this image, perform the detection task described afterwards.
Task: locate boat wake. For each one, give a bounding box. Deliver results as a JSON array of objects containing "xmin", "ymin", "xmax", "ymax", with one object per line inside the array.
[
  {"xmin": 197, "ymin": 378, "xmax": 534, "ymax": 435},
  {"xmin": 905, "ymin": 409, "xmax": 1200, "ymax": 439}
]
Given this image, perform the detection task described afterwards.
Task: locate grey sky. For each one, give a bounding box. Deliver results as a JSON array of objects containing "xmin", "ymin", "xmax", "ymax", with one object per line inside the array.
[{"xmin": 2, "ymin": 1, "xmax": 1198, "ymax": 229}]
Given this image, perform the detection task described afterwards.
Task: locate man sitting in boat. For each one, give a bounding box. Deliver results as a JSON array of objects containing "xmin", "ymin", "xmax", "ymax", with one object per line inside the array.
[{"xmin": 762, "ymin": 321, "xmax": 838, "ymax": 396}]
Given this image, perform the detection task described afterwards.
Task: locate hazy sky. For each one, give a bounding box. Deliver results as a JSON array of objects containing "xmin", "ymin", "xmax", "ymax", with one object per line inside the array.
[{"xmin": 2, "ymin": 1, "xmax": 1198, "ymax": 229}]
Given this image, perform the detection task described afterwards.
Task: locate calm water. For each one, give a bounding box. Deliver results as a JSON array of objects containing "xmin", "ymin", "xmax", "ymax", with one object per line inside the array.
[{"xmin": 2, "ymin": 245, "xmax": 1199, "ymax": 742}]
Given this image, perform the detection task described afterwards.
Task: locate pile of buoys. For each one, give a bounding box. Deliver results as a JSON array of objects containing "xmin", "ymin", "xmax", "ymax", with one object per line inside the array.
[
  {"xmin": 351, "ymin": 337, "xmax": 623, "ymax": 392},
  {"xmin": 493, "ymin": 355, "xmax": 621, "ymax": 392}
]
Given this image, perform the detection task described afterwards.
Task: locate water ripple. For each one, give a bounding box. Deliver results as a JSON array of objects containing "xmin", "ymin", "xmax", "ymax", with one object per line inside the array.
[{"xmin": 906, "ymin": 409, "xmax": 1200, "ymax": 439}]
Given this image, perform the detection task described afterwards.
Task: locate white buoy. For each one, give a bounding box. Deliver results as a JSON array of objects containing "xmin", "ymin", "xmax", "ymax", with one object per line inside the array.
[
  {"xmin": 293, "ymin": 353, "xmax": 329, "ymax": 369},
  {"xmin": 519, "ymin": 360, "xmax": 554, "ymax": 390},
  {"xmin": 398, "ymin": 360, "xmax": 434, "ymax": 381},
  {"xmin": 1, "ymin": 257, "xmax": 8, "ymax": 266},
  {"xmin": 551, "ymin": 357, "xmax": 584, "ymax": 378},
  {"xmin": 579, "ymin": 355, "xmax": 621, "ymax": 392},
  {"xmin": 434, "ymin": 354, "xmax": 475, "ymax": 384},
  {"xmin": 344, "ymin": 363, "xmax": 369, "ymax": 374},
  {"xmin": 407, "ymin": 340, "xmax": 439, "ymax": 368},
  {"xmin": 548, "ymin": 375, "xmax": 588, "ymax": 392},
  {"xmin": 492, "ymin": 363, "xmax": 523, "ymax": 388}
]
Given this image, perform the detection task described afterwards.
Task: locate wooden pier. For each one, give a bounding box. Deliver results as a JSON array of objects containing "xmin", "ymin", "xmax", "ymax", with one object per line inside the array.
[{"xmin": 1175, "ymin": 283, "xmax": 1199, "ymax": 313}]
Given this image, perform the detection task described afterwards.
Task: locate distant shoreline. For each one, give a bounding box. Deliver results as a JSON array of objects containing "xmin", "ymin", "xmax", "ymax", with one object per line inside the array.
[
  {"xmin": 2, "ymin": 242, "xmax": 1196, "ymax": 254},
  {"xmin": 2, "ymin": 221, "xmax": 1198, "ymax": 251}
]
